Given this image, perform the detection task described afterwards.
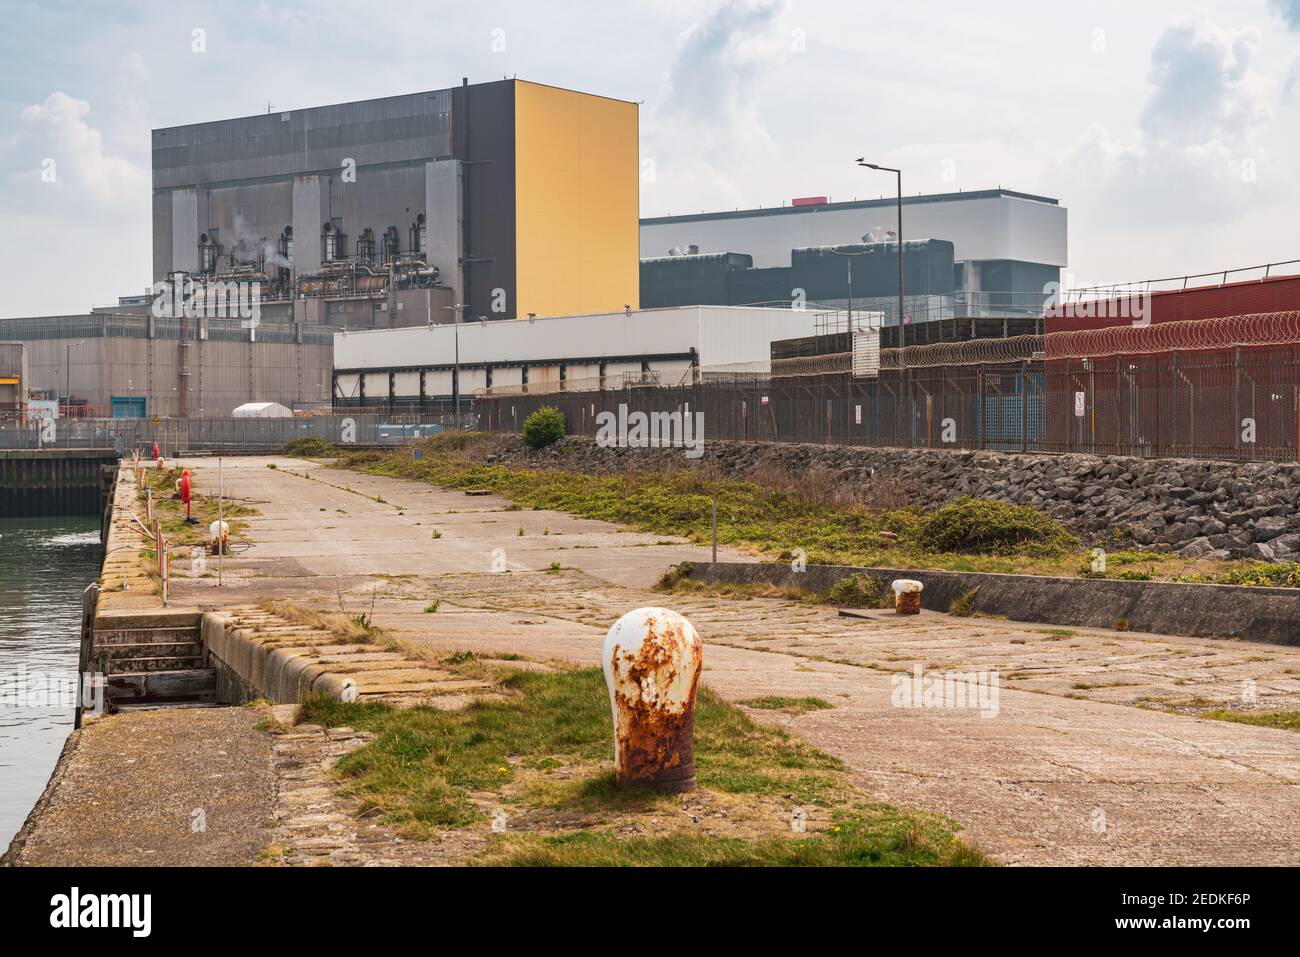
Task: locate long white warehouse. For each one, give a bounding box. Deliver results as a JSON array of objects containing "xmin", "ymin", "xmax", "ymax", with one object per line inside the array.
[{"xmin": 332, "ymin": 304, "xmax": 825, "ymax": 408}]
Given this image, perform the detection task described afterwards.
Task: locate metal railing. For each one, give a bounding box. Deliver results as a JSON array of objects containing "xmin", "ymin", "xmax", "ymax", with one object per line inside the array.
[
  {"xmin": 737, "ymin": 291, "xmax": 1052, "ymax": 323},
  {"xmin": 0, "ymin": 413, "xmax": 477, "ymax": 455},
  {"xmin": 1060, "ymin": 258, "xmax": 1300, "ymax": 302}
]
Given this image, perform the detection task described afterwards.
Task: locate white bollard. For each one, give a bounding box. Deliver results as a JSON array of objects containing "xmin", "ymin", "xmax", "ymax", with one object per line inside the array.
[
  {"xmin": 891, "ymin": 579, "xmax": 923, "ymax": 615},
  {"xmin": 602, "ymin": 607, "xmax": 703, "ymax": 792}
]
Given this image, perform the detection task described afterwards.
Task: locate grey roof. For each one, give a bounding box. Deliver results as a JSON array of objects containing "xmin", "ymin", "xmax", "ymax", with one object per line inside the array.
[
  {"xmin": 640, "ymin": 189, "xmax": 1060, "ymax": 226},
  {"xmin": 152, "ymin": 89, "xmax": 454, "ymax": 191}
]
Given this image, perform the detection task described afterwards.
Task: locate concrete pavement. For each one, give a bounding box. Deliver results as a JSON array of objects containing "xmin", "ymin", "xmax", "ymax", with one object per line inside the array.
[{"xmin": 169, "ymin": 456, "xmax": 1300, "ymax": 866}]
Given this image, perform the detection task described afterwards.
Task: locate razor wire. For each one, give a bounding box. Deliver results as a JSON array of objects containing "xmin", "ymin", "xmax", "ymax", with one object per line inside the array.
[{"xmin": 1045, "ymin": 311, "xmax": 1300, "ymax": 358}]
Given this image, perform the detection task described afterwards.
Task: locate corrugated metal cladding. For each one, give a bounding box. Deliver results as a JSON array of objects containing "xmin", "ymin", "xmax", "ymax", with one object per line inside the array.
[
  {"xmin": 152, "ymin": 90, "xmax": 453, "ymax": 191},
  {"xmin": 1046, "ymin": 274, "xmax": 1300, "ymax": 334}
]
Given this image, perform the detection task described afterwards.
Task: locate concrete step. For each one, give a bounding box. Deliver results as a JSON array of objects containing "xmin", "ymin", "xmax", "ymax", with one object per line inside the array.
[
  {"xmin": 107, "ymin": 669, "xmax": 216, "ymax": 705},
  {"xmin": 95, "ymin": 626, "xmax": 201, "ymax": 646},
  {"xmin": 103, "ymin": 641, "xmax": 202, "ymax": 660},
  {"xmin": 108, "ymin": 656, "xmax": 205, "ymax": 674},
  {"xmin": 93, "ymin": 609, "xmax": 202, "ymax": 631}
]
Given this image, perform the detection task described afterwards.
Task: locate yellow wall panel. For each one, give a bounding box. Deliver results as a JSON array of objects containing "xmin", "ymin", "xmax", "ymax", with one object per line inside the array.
[{"xmin": 514, "ymin": 81, "xmax": 639, "ymax": 319}]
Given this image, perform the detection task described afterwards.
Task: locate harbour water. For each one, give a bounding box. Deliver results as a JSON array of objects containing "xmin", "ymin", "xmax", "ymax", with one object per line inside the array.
[{"xmin": 0, "ymin": 517, "xmax": 101, "ymax": 852}]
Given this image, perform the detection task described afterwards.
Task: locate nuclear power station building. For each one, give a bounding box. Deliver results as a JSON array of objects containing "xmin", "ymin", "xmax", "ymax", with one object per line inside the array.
[
  {"xmin": 2, "ymin": 78, "xmax": 642, "ymax": 417},
  {"xmin": 152, "ymin": 77, "xmax": 640, "ymax": 327},
  {"xmin": 2, "ymin": 75, "xmax": 1073, "ymax": 419}
]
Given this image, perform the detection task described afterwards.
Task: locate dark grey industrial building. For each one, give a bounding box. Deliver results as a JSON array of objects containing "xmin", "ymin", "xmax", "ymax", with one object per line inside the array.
[{"xmin": 638, "ymin": 189, "xmax": 1068, "ymax": 321}]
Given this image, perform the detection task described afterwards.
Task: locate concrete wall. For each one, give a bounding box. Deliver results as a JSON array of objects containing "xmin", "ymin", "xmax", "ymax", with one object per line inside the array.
[
  {"xmin": 18, "ymin": 329, "xmax": 332, "ymax": 417},
  {"xmin": 425, "ymin": 159, "xmax": 464, "ymax": 305},
  {"xmin": 0, "ymin": 449, "xmax": 117, "ymax": 517},
  {"xmin": 686, "ymin": 560, "xmax": 1300, "ymax": 647}
]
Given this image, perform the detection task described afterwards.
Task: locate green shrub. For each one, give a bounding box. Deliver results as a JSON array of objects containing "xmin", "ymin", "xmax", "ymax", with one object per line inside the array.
[
  {"xmin": 654, "ymin": 561, "xmax": 694, "ymax": 590},
  {"xmin": 823, "ymin": 573, "xmax": 888, "ymax": 608},
  {"xmin": 283, "ymin": 436, "xmax": 339, "ymax": 457},
  {"xmin": 918, "ymin": 497, "xmax": 1076, "ymax": 555},
  {"xmin": 522, "ymin": 406, "xmax": 565, "ymax": 449}
]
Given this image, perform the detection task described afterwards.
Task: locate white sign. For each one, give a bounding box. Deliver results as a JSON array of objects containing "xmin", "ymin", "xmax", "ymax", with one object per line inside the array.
[
  {"xmin": 1074, "ymin": 391, "xmax": 1086, "ymax": 417},
  {"xmin": 28, "ymin": 399, "xmax": 58, "ymax": 421},
  {"xmin": 854, "ymin": 404, "xmax": 862, "ymax": 425}
]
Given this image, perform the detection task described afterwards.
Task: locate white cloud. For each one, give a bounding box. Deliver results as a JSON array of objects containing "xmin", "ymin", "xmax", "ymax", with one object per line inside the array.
[
  {"xmin": 644, "ymin": 0, "xmax": 793, "ymax": 210},
  {"xmin": 1270, "ymin": 0, "xmax": 1300, "ymax": 30},
  {"xmin": 0, "ymin": 92, "xmax": 150, "ymax": 315},
  {"xmin": 1049, "ymin": 18, "xmax": 1296, "ymax": 281},
  {"xmin": 8, "ymin": 91, "xmax": 147, "ymax": 207}
]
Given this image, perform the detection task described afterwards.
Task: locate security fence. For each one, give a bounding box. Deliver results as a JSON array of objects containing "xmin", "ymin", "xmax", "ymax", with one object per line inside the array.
[
  {"xmin": 0, "ymin": 413, "xmax": 475, "ymax": 456},
  {"xmin": 474, "ymin": 318, "xmax": 1300, "ymax": 463}
]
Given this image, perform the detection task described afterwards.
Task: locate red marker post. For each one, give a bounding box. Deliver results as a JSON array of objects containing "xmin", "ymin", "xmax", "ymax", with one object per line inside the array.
[{"xmin": 180, "ymin": 469, "xmax": 193, "ymax": 523}]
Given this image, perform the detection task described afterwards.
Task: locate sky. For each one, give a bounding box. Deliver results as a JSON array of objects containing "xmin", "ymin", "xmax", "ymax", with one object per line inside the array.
[{"xmin": 3, "ymin": 0, "xmax": 1300, "ymax": 316}]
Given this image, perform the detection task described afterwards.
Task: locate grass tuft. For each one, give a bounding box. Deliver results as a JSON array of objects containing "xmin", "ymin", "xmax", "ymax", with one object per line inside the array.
[
  {"xmin": 741, "ymin": 696, "xmax": 834, "ymax": 714},
  {"xmin": 295, "ymin": 666, "xmax": 989, "ymax": 865}
]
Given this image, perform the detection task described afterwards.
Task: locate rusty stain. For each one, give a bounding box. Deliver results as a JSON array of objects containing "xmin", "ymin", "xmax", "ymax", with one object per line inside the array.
[
  {"xmin": 605, "ymin": 609, "xmax": 703, "ymax": 792},
  {"xmin": 895, "ymin": 591, "xmax": 921, "ymax": 615}
]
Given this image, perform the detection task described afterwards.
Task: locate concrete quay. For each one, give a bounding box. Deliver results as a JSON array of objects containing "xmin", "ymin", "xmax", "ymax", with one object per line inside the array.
[{"xmin": 7, "ymin": 454, "xmax": 1299, "ymax": 867}]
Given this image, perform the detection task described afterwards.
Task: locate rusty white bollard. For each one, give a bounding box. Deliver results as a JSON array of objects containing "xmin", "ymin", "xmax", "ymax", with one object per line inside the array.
[
  {"xmin": 208, "ymin": 519, "xmax": 230, "ymax": 555},
  {"xmin": 603, "ymin": 607, "xmax": 703, "ymax": 792},
  {"xmin": 891, "ymin": 579, "xmax": 923, "ymax": 615}
]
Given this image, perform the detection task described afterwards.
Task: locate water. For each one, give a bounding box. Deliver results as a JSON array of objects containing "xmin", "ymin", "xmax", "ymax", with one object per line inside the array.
[{"xmin": 0, "ymin": 517, "xmax": 101, "ymax": 853}]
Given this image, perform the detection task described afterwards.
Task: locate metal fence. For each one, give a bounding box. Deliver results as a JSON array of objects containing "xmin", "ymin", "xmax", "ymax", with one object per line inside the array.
[
  {"xmin": 474, "ymin": 351, "xmax": 1300, "ymax": 463},
  {"xmin": 0, "ymin": 413, "xmax": 475, "ymax": 456}
]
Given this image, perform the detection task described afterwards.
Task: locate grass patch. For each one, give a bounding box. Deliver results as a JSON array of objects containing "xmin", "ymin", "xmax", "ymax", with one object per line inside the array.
[
  {"xmin": 141, "ymin": 465, "xmax": 256, "ymax": 548},
  {"xmin": 256, "ymin": 598, "xmax": 385, "ymax": 644},
  {"xmin": 296, "ymin": 665, "xmax": 988, "ymax": 865},
  {"xmin": 741, "ymin": 696, "xmax": 834, "ymax": 714},
  {"xmin": 822, "ymin": 573, "xmax": 890, "ymax": 609},
  {"xmin": 917, "ymin": 497, "xmax": 1076, "ymax": 555},
  {"xmin": 476, "ymin": 810, "xmax": 988, "ymax": 867},
  {"xmin": 1174, "ymin": 562, "xmax": 1300, "ymax": 588},
  {"xmin": 1198, "ymin": 709, "xmax": 1300, "ymax": 732},
  {"xmin": 283, "ymin": 436, "xmax": 339, "ymax": 457},
  {"xmin": 334, "ymin": 435, "xmax": 1092, "ymax": 578},
  {"xmin": 339, "ymin": 435, "xmax": 1300, "ymax": 587},
  {"xmin": 1035, "ymin": 627, "xmax": 1077, "ymax": 638}
]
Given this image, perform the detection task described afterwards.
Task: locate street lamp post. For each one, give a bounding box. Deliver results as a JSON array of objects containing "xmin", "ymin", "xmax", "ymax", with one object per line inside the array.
[
  {"xmin": 65, "ymin": 339, "xmax": 85, "ymax": 418},
  {"xmin": 437, "ymin": 304, "xmax": 467, "ymax": 417},
  {"xmin": 856, "ymin": 159, "xmax": 907, "ymax": 446}
]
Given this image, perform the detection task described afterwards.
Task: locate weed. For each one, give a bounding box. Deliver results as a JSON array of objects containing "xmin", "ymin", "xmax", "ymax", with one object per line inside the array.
[
  {"xmin": 948, "ymin": 587, "xmax": 980, "ymax": 617},
  {"xmin": 741, "ymin": 696, "xmax": 834, "ymax": 714}
]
